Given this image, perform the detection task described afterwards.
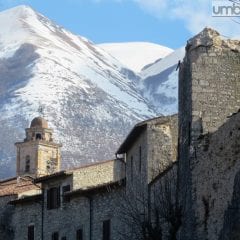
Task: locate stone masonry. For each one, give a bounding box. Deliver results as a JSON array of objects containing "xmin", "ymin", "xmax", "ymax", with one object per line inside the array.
[{"xmin": 178, "ymin": 28, "xmax": 240, "ymax": 240}]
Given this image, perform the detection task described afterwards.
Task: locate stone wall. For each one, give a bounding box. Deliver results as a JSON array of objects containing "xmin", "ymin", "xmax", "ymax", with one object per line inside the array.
[
  {"xmin": 72, "ymin": 159, "xmax": 125, "ymax": 190},
  {"xmin": 91, "ymin": 188, "xmax": 124, "ymax": 240},
  {"xmin": 191, "ymin": 112, "xmax": 240, "ymax": 240},
  {"xmin": 16, "ymin": 142, "xmax": 61, "ymax": 176},
  {"xmin": 42, "ymin": 194, "xmax": 90, "ymax": 239},
  {"xmin": 12, "ymin": 199, "xmax": 42, "ymax": 240},
  {"xmin": 123, "ymin": 116, "xmax": 178, "ymax": 239},
  {"xmin": 178, "ymin": 28, "xmax": 240, "ymax": 240},
  {"xmin": 147, "ymin": 115, "xmax": 178, "ymax": 182},
  {"xmin": 0, "ymin": 195, "xmax": 15, "ymax": 240},
  {"xmin": 10, "ymin": 184, "xmax": 124, "ymax": 240}
]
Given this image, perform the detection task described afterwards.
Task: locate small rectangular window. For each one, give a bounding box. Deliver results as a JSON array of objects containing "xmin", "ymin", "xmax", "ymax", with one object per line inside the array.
[
  {"xmin": 130, "ymin": 156, "xmax": 133, "ymax": 182},
  {"xmin": 188, "ymin": 121, "xmax": 191, "ymax": 146},
  {"xmin": 102, "ymin": 220, "xmax": 110, "ymax": 240},
  {"xmin": 25, "ymin": 155, "xmax": 30, "ymax": 173},
  {"xmin": 52, "ymin": 232, "xmax": 59, "ymax": 240},
  {"xmin": 28, "ymin": 225, "xmax": 34, "ymax": 240},
  {"xmin": 62, "ymin": 185, "xmax": 71, "ymax": 203},
  {"xmin": 76, "ymin": 229, "xmax": 83, "ymax": 240},
  {"xmin": 139, "ymin": 146, "xmax": 142, "ymax": 171},
  {"xmin": 47, "ymin": 187, "xmax": 60, "ymax": 209}
]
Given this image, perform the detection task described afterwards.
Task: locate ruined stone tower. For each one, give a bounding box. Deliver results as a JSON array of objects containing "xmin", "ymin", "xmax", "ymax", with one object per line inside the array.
[
  {"xmin": 178, "ymin": 28, "xmax": 240, "ymax": 240},
  {"xmin": 15, "ymin": 117, "xmax": 62, "ymax": 177}
]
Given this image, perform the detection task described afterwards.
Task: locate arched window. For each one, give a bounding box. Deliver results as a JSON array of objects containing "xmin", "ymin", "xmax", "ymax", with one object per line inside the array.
[
  {"xmin": 25, "ymin": 155, "xmax": 30, "ymax": 172},
  {"xmin": 36, "ymin": 133, "xmax": 42, "ymax": 140}
]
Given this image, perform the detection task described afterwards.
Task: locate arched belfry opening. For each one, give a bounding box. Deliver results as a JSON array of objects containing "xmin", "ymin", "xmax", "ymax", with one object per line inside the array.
[{"xmin": 36, "ymin": 133, "xmax": 42, "ymax": 140}]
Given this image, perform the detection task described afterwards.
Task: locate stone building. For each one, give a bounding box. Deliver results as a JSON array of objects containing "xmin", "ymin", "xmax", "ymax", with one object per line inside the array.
[
  {"xmin": 116, "ymin": 115, "xmax": 178, "ymax": 240},
  {"xmin": 0, "ymin": 115, "xmax": 178, "ymax": 240}
]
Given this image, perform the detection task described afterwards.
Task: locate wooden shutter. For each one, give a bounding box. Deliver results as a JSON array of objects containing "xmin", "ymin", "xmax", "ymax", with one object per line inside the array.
[
  {"xmin": 28, "ymin": 225, "xmax": 34, "ymax": 240},
  {"xmin": 57, "ymin": 186, "xmax": 61, "ymax": 207},
  {"xmin": 47, "ymin": 187, "xmax": 60, "ymax": 209},
  {"xmin": 47, "ymin": 189, "xmax": 51, "ymax": 209},
  {"xmin": 62, "ymin": 185, "xmax": 71, "ymax": 203},
  {"xmin": 52, "ymin": 232, "xmax": 59, "ymax": 240},
  {"xmin": 139, "ymin": 146, "xmax": 142, "ymax": 171},
  {"xmin": 76, "ymin": 229, "xmax": 83, "ymax": 240},
  {"xmin": 102, "ymin": 220, "xmax": 110, "ymax": 240}
]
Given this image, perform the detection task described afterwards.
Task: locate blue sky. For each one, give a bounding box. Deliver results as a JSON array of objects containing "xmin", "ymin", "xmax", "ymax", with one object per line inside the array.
[{"xmin": 0, "ymin": 0, "xmax": 239, "ymax": 49}]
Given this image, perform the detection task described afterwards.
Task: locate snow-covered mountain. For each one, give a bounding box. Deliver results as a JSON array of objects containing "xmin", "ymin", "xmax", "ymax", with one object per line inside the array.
[
  {"xmin": 0, "ymin": 5, "xmax": 184, "ymax": 179},
  {"xmin": 139, "ymin": 48, "xmax": 185, "ymax": 115},
  {"xmin": 98, "ymin": 42, "xmax": 173, "ymax": 73},
  {"xmin": 0, "ymin": 5, "xmax": 159, "ymax": 178}
]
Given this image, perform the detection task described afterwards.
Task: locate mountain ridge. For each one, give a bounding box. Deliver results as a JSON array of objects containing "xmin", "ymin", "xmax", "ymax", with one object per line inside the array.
[
  {"xmin": 0, "ymin": 5, "xmax": 181, "ymax": 179},
  {"xmin": 98, "ymin": 42, "xmax": 173, "ymax": 72}
]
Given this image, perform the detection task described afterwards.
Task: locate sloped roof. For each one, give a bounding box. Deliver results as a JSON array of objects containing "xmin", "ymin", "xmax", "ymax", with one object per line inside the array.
[
  {"xmin": 0, "ymin": 176, "xmax": 40, "ymax": 197},
  {"xmin": 116, "ymin": 115, "xmax": 178, "ymax": 154},
  {"xmin": 65, "ymin": 178, "xmax": 125, "ymax": 198}
]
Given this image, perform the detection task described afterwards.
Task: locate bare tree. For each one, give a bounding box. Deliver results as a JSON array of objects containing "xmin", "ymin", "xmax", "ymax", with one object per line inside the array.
[
  {"xmin": 151, "ymin": 166, "xmax": 182, "ymax": 240},
  {"xmin": 117, "ymin": 165, "xmax": 181, "ymax": 240}
]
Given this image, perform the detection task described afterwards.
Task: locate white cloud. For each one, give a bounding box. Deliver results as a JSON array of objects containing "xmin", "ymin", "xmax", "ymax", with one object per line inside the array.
[{"xmin": 133, "ymin": 0, "xmax": 240, "ymax": 38}]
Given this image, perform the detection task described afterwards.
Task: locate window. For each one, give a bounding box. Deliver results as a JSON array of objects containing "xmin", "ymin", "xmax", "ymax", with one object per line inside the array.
[
  {"xmin": 62, "ymin": 185, "xmax": 71, "ymax": 203},
  {"xmin": 25, "ymin": 155, "xmax": 30, "ymax": 173},
  {"xmin": 76, "ymin": 229, "xmax": 83, "ymax": 240},
  {"xmin": 188, "ymin": 121, "xmax": 191, "ymax": 146},
  {"xmin": 28, "ymin": 225, "xmax": 34, "ymax": 240},
  {"xmin": 130, "ymin": 156, "xmax": 133, "ymax": 182},
  {"xmin": 47, "ymin": 187, "xmax": 60, "ymax": 209},
  {"xmin": 52, "ymin": 232, "xmax": 59, "ymax": 240},
  {"xmin": 102, "ymin": 220, "xmax": 110, "ymax": 240},
  {"xmin": 139, "ymin": 146, "xmax": 142, "ymax": 171},
  {"xmin": 61, "ymin": 237, "xmax": 66, "ymax": 240},
  {"xmin": 36, "ymin": 133, "xmax": 42, "ymax": 140}
]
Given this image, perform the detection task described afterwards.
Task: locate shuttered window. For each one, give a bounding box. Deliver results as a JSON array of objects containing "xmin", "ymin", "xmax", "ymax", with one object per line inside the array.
[
  {"xmin": 76, "ymin": 229, "xmax": 83, "ymax": 240},
  {"xmin": 47, "ymin": 187, "xmax": 60, "ymax": 209},
  {"xmin": 52, "ymin": 232, "xmax": 59, "ymax": 240},
  {"xmin": 28, "ymin": 225, "xmax": 34, "ymax": 240},
  {"xmin": 139, "ymin": 146, "xmax": 142, "ymax": 171},
  {"xmin": 102, "ymin": 220, "xmax": 110, "ymax": 240},
  {"xmin": 130, "ymin": 156, "xmax": 133, "ymax": 182},
  {"xmin": 62, "ymin": 185, "xmax": 71, "ymax": 203}
]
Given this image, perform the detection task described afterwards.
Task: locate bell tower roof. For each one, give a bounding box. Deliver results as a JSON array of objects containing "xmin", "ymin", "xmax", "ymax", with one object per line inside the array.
[{"xmin": 30, "ymin": 116, "xmax": 48, "ymax": 128}]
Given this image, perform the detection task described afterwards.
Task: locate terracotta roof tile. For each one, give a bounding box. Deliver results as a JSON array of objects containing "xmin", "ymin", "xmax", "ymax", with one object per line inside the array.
[{"xmin": 0, "ymin": 177, "xmax": 40, "ymax": 197}]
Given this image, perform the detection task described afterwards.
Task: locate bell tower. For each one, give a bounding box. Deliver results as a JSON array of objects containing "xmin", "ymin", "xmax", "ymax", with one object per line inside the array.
[{"xmin": 15, "ymin": 117, "xmax": 62, "ymax": 177}]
